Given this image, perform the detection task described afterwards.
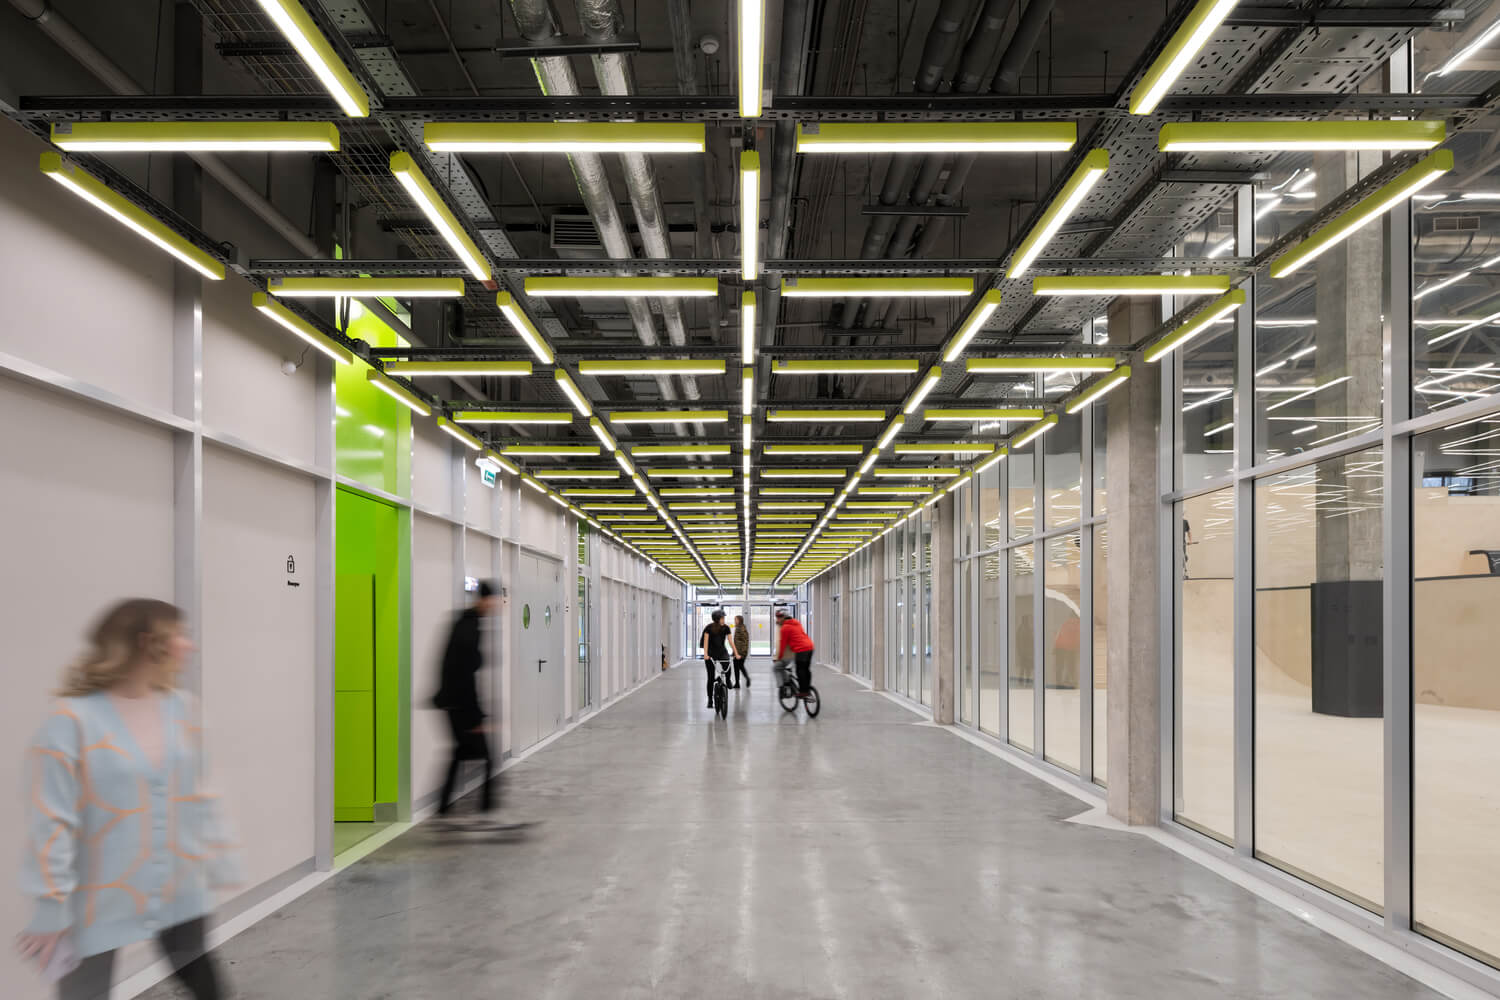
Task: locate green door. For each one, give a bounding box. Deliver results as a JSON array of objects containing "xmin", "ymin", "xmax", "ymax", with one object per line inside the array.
[{"xmin": 335, "ymin": 573, "xmax": 376, "ymax": 821}]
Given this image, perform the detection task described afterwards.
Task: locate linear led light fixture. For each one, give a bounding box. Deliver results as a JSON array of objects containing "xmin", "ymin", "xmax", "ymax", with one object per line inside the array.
[
  {"xmin": 456, "ymin": 411, "xmax": 573, "ymax": 425},
  {"xmin": 936, "ymin": 289, "xmax": 1004, "ymax": 363},
  {"xmin": 562, "ymin": 488, "xmax": 638, "ymax": 498},
  {"xmin": 423, "ymin": 121, "xmax": 704, "ymax": 153},
  {"xmin": 759, "ymin": 487, "xmax": 835, "ymax": 496},
  {"xmin": 525, "ymin": 277, "xmax": 717, "ymax": 299},
  {"xmin": 647, "ymin": 468, "xmax": 734, "ymax": 478},
  {"xmin": 578, "ymin": 359, "xmax": 726, "ymax": 376},
  {"xmin": 365, "ymin": 370, "xmax": 431, "ymax": 415},
  {"xmin": 534, "ymin": 470, "xmax": 620, "ymax": 480},
  {"xmin": 493, "ymin": 292, "xmax": 555, "ymax": 364},
  {"xmin": 945, "ymin": 473, "xmax": 973, "ymax": 494},
  {"xmin": 902, "ymin": 366, "xmax": 943, "ymax": 414},
  {"xmin": 249, "ymin": 293, "xmax": 352, "ymax": 364},
  {"xmin": 1413, "ymin": 271, "xmax": 1471, "ymax": 301},
  {"xmin": 739, "ymin": 0, "xmax": 765, "ymax": 116},
  {"xmin": 846, "ymin": 501, "xmax": 915, "ymax": 510},
  {"xmin": 632, "ymin": 444, "xmax": 732, "ymax": 456},
  {"xmin": 972, "ymin": 447, "xmax": 1009, "ymax": 476},
  {"xmin": 894, "ymin": 442, "xmax": 994, "ymax": 454},
  {"xmin": 763, "ymin": 444, "xmax": 864, "ymax": 455},
  {"xmin": 588, "ymin": 417, "xmax": 618, "ymax": 451},
  {"xmin": 1158, "ymin": 120, "xmax": 1445, "ymax": 153},
  {"xmin": 772, "ymin": 359, "xmax": 920, "ymax": 375},
  {"xmin": 254, "ymin": 0, "xmax": 369, "ymax": 116},
  {"xmin": 382, "ymin": 360, "xmax": 532, "ymax": 377},
  {"xmin": 521, "ymin": 475, "xmax": 548, "ymax": 494},
  {"xmin": 1064, "ymin": 365, "xmax": 1132, "ymax": 413},
  {"xmin": 1141, "ymin": 290, "xmax": 1247, "ymax": 363},
  {"xmin": 766, "ymin": 408, "xmax": 886, "ymax": 422},
  {"xmin": 761, "ymin": 469, "xmax": 848, "ymax": 479},
  {"xmin": 924, "ymin": 407, "xmax": 1043, "ymax": 422},
  {"xmin": 437, "ymin": 417, "xmax": 483, "ymax": 451},
  {"xmin": 480, "ymin": 449, "xmax": 520, "ymax": 476},
  {"xmin": 1435, "ymin": 14, "xmax": 1500, "ymax": 76},
  {"xmin": 967, "ymin": 357, "xmax": 1118, "ymax": 374},
  {"xmin": 51, "ymin": 120, "xmax": 342, "ymax": 152},
  {"xmin": 780, "ymin": 277, "xmax": 972, "ymax": 298},
  {"xmin": 389, "ymin": 153, "xmax": 491, "ymax": 281},
  {"xmin": 858, "ymin": 486, "xmax": 929, "ymax": 495},
  {"xmin": 1128, "ymin": 0, "xmax": 1239, "ymax": 115},
  {"xmin": 553, "ymin": 370, "xmax": 593, "ymax": 417},
  {"xmin": 872, "ymin": 467, "xmax": 962, "ymax": 477},
  {"xmin": 761, "ymin": 503, "xmax": 825, "ymax": 510},
  {"xmin": 660, "ymin": 488, "xmax": 735, "ymax": 497},
  {"xmin": 1006, "ymin": 149, "xmax": 1109, "ymax": 278},
  {"xmin": 741, "ymin": 150, "xmax": 761, "ymax": 279},
  {"xmin": 502, "ymin": 443, "xmax": 599, "ymax": 456},
  {"xmin": 859, "ymin": 451, "xmax": 880, "ymax": 475},
  {"xmin": 610, "ymin": 410, "xmax": 729, "ymax": 425},
  {"xmin": 40, "ymin": 154, "xmax": 226, "ymax": 280},
  {"xmin": 1010, "ymin": 414, "xmax": 1059, "ymax": 450},
  {"xmin": 872, "ymin": 417, "xmax": 906, "ymax": 452},
  {"xmin": 1271, "ymin": 151, "xmax": 1453, "ymax": 279},
  {"xmin": 743, "ymin": 367, "xmax": 754, "ymax": 415},
  {"xmin": 581, "ymin": 502, "xmax": 650, "ymax": 511},
  {"xmin": 1031, "ymin": 275, "xmax": 1230, "ymax": 297},
  {"xmin": 739, "ymin": 291, "xmax": 759, "ymax": 366},
  {"xmin": 794, "ymin": 121, "xmax": 1075, "ymax": 154}
]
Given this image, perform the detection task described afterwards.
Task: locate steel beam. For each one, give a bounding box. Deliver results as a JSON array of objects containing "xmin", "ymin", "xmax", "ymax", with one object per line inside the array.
[{"xmin": 1223, "ymin": 6, "xmax": 1464, "ymax": 28}]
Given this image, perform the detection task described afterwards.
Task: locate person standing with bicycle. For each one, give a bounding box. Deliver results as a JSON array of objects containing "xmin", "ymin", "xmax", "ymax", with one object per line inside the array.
[
  {"xmin": 700, "ymin": 610, "xmax": 732, "ymax": 709},
  {"xmin": 774, "ymin": 609, "xmax": 815, "ymax": 700}
]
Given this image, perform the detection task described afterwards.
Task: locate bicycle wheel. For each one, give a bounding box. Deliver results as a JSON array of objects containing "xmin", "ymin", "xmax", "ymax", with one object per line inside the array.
[
  {"xmin": 714, "ymin": 681, "xmax": 727, "ymax": 719},
  {"xmin": 803, "ymin": 685, "xmax": 821, "ymax": 718},
  {"xmin": 778, "ymin": 681, "xmax": 799, "ymax": 713}
]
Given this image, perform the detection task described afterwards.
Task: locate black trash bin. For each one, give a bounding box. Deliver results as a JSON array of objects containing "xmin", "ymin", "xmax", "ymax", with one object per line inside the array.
[{"xmin": 1309, "ymin": 579, "xmax": 1382, "ymax": 718}]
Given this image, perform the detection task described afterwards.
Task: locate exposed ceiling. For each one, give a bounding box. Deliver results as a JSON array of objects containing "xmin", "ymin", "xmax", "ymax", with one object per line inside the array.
[{"xmin": 2, "ymin": 0, "xmax": 1497, "ymax": 589}]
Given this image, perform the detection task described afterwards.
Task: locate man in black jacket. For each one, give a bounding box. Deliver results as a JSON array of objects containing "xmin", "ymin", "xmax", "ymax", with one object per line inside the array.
[{"xmin": 435, "ymin": 580, "xmax": 499, "ymax": 819}]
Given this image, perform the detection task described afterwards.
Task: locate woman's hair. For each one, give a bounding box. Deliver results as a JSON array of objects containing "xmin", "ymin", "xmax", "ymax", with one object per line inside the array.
[
  {"xmin": 57, "ymin": 599, "xmax": 183, "ymax": 697},
  {"xmin": 734, "ymin": 615, "xmax": 744, "ymax": 625}
]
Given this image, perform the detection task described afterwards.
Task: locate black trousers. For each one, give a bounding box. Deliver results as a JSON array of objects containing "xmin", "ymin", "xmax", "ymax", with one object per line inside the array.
[
  {"xmin": 795, "ymin": 650, "xmax": 813, "ymax": 695},
  {"xmin": 731, "ymin": 656, "xmax": 749, "ymax": 687},
  {"xmin": 705, "ymin": 658, "xmax": 728, "ymax": 701},
  {"xmin": 439, "ymin": 709, "xmax": 494, "ymax": 814},
  {"xmin": 59, "ymin": 917, "xmax": 221, "ymax": 1000}
]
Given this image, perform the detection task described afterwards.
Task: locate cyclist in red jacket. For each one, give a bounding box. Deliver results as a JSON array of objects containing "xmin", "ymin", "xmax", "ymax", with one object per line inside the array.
[{"xmin": 774, "ymin": 609, "xmax": 816, "ymax": 698}]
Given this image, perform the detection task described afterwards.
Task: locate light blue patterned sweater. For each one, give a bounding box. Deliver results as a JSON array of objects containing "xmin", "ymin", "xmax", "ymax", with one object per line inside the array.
[{"xmin": 20, "ymin": 690, "xmax": 240, "ymax": 958}]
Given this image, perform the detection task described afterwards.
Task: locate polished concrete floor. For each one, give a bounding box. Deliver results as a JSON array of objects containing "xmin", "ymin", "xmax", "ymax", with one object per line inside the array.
[{"xmin": 145, "ymin": 661, "xmax": 1443, "ymax": 1000}]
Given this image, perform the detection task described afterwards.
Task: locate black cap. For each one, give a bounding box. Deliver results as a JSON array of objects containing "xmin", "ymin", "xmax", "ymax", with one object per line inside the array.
[{"xmin": 711, "ymin": 609, "xmax": 725, "ymax": 620}]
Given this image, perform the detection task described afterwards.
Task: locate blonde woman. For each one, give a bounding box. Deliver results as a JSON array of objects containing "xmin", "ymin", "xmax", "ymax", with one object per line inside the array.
[{"xmin": 18, "ymin": 599, "xmax": 238, "ymax": 1000}]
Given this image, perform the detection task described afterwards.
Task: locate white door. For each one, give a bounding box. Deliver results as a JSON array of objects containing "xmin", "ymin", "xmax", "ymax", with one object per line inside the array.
[
  {"xmin": 511, "ymin": 554, "xmax": 541, "ymax": 752},
  {"xmin": 537, "ymin": 556, "xmax": 564, "ymax": 742}
]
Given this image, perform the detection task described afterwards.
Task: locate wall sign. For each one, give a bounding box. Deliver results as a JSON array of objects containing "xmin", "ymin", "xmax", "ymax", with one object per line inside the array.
[{"xmin": 286, "ymin": 555, "xmax": 300, "ymax": 588}]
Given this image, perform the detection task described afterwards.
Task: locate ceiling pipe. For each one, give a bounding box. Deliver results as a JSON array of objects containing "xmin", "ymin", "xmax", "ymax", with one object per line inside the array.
[
  {"xmin": 10, "ymin": 0, "xmax": 323, "ymax": 259},
  {"xmin": 663, "ymin": 0, "xmax": 724, "ymax": 337},
  {"xmin": 508, "ymin": 0, "xmax": 681, "ymax": 404},
  {"xmin": 839, "ymin": 0, "xmax": 980, "ymax": 330},
  {"xmin": 915, "ymin": 0, "xmax": 1053, "ymax": 258}
]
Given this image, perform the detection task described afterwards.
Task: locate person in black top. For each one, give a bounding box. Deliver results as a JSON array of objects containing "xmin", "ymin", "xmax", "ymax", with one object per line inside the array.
[
  {"xmin": 434, "ymin": 580, "xmax": 499, "ymax": 819},
  {"xmin": 700, "ymin": 609, "xmax": 732, "ymax": 709}
]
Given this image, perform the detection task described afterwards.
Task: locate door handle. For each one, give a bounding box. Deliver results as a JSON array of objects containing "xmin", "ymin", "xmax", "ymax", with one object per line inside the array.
[{"xmin": 538, "ymin": 659, "xmax": 547, "ymax": 672}]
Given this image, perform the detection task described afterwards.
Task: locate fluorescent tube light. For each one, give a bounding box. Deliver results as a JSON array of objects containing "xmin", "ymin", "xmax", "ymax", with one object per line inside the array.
[
  {"xmin": 763, "ymin": 444, "xmax": 864, "ymax": 455},
  {"xmin": 1064, "ymin": 365, "xmax": 1132, "ymax": 413},
  {"xmin": 1435, "ymin": 15, "xmax": 1500, "ymax": 76},
  {"xmin": 795, "ymin": 121, "xmax": 1075, "ymax": 153},
  {"xmin": 894, "ymin": 443, "xmax": 994, "ymax": 454},
  {"xmin": 271, "ymin": 277, "xmax": 464, "ymax": 298},
  {"xmin": 743, "ymin": 414, "xmax": 752, "ymax": 450},
  {"xmin": 389, "ymin": 152, "xmax": 491, "ymax": 281},
  {"xmin": 741, "ymin": 151, "xmax": 761, "ymax": 279},
  {"xmin": 437, "ymin": 417, "xmax": 483, "ymax": 451},
  {"xmin": 780, "ymin": 277, "xmax": 972, "ymax": 298},
  {"xmin": 254, "ymin": 0, "xmax": 369, "ymax": 116},
  {"xmin": 609, "ymin": 410, "xmax": 730, "ymax": 424},
  {"xmin": 772, "ymin": 359, "xmax": 920, "ymax": 375},
  {"xmin": 966, "ymin": 357, "xmax": 1118, "ymax": 373},
  {"xmin": 554, "ymin": 370, "xmax": 592, "ymax": 417},
  {"xmin": 877, "ymin": 418, "xmax": 905, "ymax": 450},
  {"xmin": 40, "ymin": 153, "xmax": 224, "ymax": 280},
  {"xmin": 1271, "ymin": 151, "xmax": 1453, "ymax": 278},
  {"xmin": 578, "ymin": 360, "xmax": 725, "ymax": 376},
  {"xmin": 766, "ymin": 409, "xmax": 886, "ymax": 422},
  {"xmin": 382, "ymin": 360, "xmax": 532, "ymax": 377},
  {"xmin": 903, "ymin": 366, "xmax": 943, "ymax": 414},
  {"xmin": 423, "ymin": 122, "xmax": 705, "ymax": 153},
  {"xmin": 250, "ymin": 293, "xmax": 352, "ymax": 364},
  {"xmin": 1010, "ymin": 415, "xmax": 1059, "ymax": 450},
  {"xmin": 761, "ymin": 469, "xmax": 848, "ymax": 479},
  {"xmin": 455, "ymin": 411, "xmax": 573, "ymax": 425},
  {"xmin": 614, "ymin": 451, "xmax": 636, "ymax": 476},
  {"xmin": 1142, "ymin": 289, "xmax": 1246, "ymax": 362},
  {"xmin": 494, "ymin": 292, "xmax": 555, "ymax": 364},
  {"xmin": 1157, "ymin": 120, "xmax": 1445, "ymax": 152},
  {"xmin": 1031, "ymin": 275, "xmax": 1229, "ymax": 297},
  {"xmin": 739, "ymin": 0, "xmax": 765, "ymax": 116},
  {"xmin": 589, "ymin": 417, "xmax": 618, "ymax": 451},
  {"xmin": 51, "ymin": 120, "xmax": 342, "ymax": 152},
  {"xmin": 973, "ymin": 448, "xmax": 1008, "ymax": 475},
  {"xmin": 859, "ymin": 452, "xmax": 879, "ymax": 475},
  {"xmin": 365, "ymin": 369, "xmax": 431, "ymax": 415},
  {"xmin": 535, "ymin": 470, "xmax": 620, "ymax": 480},
  {"xmin": 480, "ymin": 450, "xmax": 519, "ymax": 475},
  {"xmin": 631, "ymin": 444, "xmax": 733, "ymax": 455},
  {"xmin": 503, "ymin": 444, "xmax": 600, "ymax": 456},
  {"xmin": 742, "ymin": 367, "xmax": 754, "ymax": 415},
  {"xmin": 525, "ymin": 277, "xmax": 718, "ymax": 298},
  {"xmin": 1128, "ymin": 0, "xmax": 1239, "ymax": 115},
  {"xmin": 940, "ymin": 289, "xmax": 1004, "ymax": 362},
  {"xmin": 1006, "ymin": 149, "xmax": 1109, "ymax": 278},
  {"xmin": 923, "ymin": 407, "xmax": 1043, "ymax": 422}
]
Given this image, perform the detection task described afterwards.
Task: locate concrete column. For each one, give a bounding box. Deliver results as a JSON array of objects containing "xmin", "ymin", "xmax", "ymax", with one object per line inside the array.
[
  {"xmin": 871, "ymin": 536, "xmax": 888, "ymax": 692},
  {"xmin": 1105, "ymin": 296, "xmax": 1161, "ymax": 826},
  {"xmin": 934, "ymin": 494, "xmax": 956, "ymax": 723}
]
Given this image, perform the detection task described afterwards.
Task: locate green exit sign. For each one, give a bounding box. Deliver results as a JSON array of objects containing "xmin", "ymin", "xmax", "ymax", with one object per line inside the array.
[{"xmin": 480, "ymin": 466, "xmax": 497, "ymax": 488}]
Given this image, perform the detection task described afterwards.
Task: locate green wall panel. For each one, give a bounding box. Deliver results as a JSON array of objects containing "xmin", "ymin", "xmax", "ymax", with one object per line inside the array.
[{"xmin": 335, "ymin": 302, "xmax": 412, "ymax": 496}]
